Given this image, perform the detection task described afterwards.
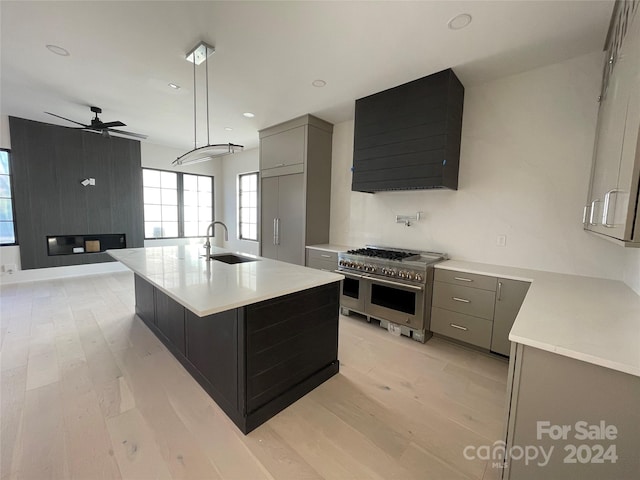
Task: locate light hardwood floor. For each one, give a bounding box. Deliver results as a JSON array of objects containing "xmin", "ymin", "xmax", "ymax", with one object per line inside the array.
[{"xmin": 1, "ymin": 272, "xmax": 508, "ymax": 480}]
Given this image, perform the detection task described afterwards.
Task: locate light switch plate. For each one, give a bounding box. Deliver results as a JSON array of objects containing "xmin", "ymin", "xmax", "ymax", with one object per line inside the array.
[{"xmin": 496, "ymin": 234, "xmax": 507, "ymax": 247}]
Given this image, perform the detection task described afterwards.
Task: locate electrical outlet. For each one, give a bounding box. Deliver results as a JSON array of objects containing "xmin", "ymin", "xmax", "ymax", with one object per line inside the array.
[{"xmin": 496, "ymin": 234, "xmax": 507, "ymax": 247}]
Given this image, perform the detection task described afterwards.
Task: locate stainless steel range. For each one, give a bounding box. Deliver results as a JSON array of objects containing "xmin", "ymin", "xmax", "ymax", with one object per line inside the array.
[{"xmin": 337, "ymin": 246, "xmax": 447, "ymax": 342}]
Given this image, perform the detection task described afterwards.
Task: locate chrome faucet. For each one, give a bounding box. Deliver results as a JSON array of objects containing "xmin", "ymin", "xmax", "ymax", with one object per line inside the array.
[{"xmin": 204, "ymin": 221, "xmax": 229, "ymax": 260}]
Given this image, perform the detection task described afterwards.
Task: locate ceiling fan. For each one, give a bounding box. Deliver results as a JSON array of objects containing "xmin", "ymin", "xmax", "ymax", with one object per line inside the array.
[{"xmin": 45, "ymin": 106, "xmax": 147, "ymax": 139}]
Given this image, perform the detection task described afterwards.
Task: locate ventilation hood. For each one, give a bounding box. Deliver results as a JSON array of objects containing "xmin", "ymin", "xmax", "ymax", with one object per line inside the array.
[{"xmin": 351, "ymin": 68, "xmax": 464, "ymax": 192}]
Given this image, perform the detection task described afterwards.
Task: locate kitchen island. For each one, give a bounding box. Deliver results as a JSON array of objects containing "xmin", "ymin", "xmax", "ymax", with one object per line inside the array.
[
  {"xmin": 436, "ymin": 261, "xmax": 640, "ymax": 479},
  {"xmin": 107, "ymin": 245, "xmax": 343, "ymax": 434}
]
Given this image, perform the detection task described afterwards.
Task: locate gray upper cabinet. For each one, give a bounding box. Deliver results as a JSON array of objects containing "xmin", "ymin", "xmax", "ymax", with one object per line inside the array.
[
  {"xmin": 491, "ymin": 278, "xmax": 531, "ymax": 356},
  {"xmin": 585, "ymin": 0, "xmax": 640, "ymax": 246},
  {"xmin": 260, "ymin": 125, "xmax": 306, "ymax": 172},
  {"xmin": 259, "ymin": 115, "xmax": 333, "ymax": 265}
]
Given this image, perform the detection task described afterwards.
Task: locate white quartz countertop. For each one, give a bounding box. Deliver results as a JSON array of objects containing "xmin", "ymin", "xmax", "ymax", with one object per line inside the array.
[
  {"xmin": 306, "ymin": 244, "xmax": 354, "ymax": 253},
  {"xmin": 436, "ymin": 260, "xmax": 640, "ymax": 377},
  {"xmin": 107, "ymin": 245, "xmax": 343, "ymax": 317}
]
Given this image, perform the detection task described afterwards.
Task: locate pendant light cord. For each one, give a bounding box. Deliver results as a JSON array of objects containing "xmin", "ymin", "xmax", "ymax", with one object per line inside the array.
[
  {"xmin": 193, "ymin": 55, "xmax": 197, "ymax": 150},
  {"xmin": 206, "ymin": 45, "xmax": 210, "ymax": 146}
]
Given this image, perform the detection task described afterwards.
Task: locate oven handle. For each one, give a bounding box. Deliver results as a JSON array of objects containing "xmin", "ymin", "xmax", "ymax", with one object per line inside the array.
[
  {"xmin": 335, "ymin": 270, "xmax": 364, "ymax": 280},
  {"xmin": 365, "ymin": 275, "xmax": 424, "ymax": 291}
]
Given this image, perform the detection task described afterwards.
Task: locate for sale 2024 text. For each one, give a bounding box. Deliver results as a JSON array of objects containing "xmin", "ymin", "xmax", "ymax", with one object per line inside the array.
[{"xmin": 537, "ymin": 420, "xmax": 618, "ymax": 464}]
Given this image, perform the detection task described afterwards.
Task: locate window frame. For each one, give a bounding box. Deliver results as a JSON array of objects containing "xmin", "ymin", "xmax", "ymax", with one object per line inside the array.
[
  {"xmin": 142, "ymin": 167, "xmax": 214, "ymax": 240},
  {"xmin": 0, "ymin": 148, "xmax": 18, "ymax": 247},
  {"xmin": 238, "ymin": 171, "xmax": 259, "ymax": 242}
]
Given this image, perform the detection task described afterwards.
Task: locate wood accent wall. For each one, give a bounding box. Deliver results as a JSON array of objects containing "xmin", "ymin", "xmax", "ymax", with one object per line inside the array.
[{"xmin": 9, "ymin": 117, "xmax": 143, "ymax": 269}]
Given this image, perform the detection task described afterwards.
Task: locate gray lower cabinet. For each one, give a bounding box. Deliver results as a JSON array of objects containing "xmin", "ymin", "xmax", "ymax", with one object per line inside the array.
[
  {"xmin": 503, "ymin": 343, "xmax": 640, "ymax": 479},
  {"xmin": 306, "ymin": 247, "xmax": 339, "ymax": 272},
  {"xmin": 260, "ymin": 115, "xmax": 333, "ymax": 266},
  {"xmin": 491, "ymin": 279, "xmax": 530, "ymax": 356},
  {"xmin": 431, "ymin": 269, "xmax": 530, "ymax": 356}
]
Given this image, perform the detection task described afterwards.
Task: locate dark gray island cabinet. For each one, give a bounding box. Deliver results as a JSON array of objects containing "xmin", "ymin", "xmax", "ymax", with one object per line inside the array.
[{"xmin": 133, "ymin": 274, "xmax": 340, "ymax": 434}]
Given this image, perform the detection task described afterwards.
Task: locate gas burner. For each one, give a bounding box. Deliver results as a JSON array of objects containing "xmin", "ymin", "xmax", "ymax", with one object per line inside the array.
[
  {"xmin": 338, "ymin": 246, "xmax": 447, "ymax": 286},
  {"xmin": 346, "ymin": 248, "xmax": 419, "ymax": 261}
]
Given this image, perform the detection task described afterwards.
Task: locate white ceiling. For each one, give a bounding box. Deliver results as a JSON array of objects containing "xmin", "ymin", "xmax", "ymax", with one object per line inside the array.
[{"xmin": 1, "ymin": 1, "xmax": 613, "ymax": 152}]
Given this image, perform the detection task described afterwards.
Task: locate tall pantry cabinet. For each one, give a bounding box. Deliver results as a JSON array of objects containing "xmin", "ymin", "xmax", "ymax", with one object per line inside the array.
[{"xmin": 259, "ymin": 114, "xmax": 333, "ymax": 265}]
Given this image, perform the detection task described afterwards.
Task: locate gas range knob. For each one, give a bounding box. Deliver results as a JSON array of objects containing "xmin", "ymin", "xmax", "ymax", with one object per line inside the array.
[
  {"xmin": 406, "ymin": 272, "xmax": 415, "ymax": 281},
  {"xmin": 369, "ymin": 265, "xmax": 377, "ymax": 273},
  {"xmin": 398, "ymin": 271, "xmax": 406, "ymax": 279},
  {"xmin": 415, "ymin": 273, "xmax": 423, "ymax": 282},
  {"xmin": 389, "ymin": 269, "xmax": 397, "ymax": 277},
  {"xmin": 339, "ymin": 260, "xmax": 345, "ymax": 266}
]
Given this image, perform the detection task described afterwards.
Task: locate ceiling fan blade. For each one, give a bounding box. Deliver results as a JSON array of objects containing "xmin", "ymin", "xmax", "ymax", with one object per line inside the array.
[
  {"xmin": 107, "ymin": 128, "xmax": 148, "ymax": 140},
  {"xmin": 96, "ymin": 121, "xmax": 126, "ymax": 129},
  {"xmin": 44, "ymin": 111, "xmax": 89, "ymax": 127}
]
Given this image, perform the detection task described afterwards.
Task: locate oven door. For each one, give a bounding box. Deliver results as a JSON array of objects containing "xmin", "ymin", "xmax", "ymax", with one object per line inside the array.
[
  {"xmin": 366, "ymin": 277, "xmax": 425, "ymax": 330},
  {"xmin": 337, "ymin": 271, "xmax": 366, "ymax": 313}
]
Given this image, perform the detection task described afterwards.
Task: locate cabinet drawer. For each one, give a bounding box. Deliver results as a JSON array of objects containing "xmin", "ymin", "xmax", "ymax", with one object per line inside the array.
[
  {"xmin": 430, "ymin": 307, "xmax": 492, "ymax": 349},
  {"xmin": 434, "ymin": 269, "xmax": 497, "ymax": 291},
  {"xmin": 432, "ymin": 282, "xmax": 496, "ymax": 320},
  {"xmin": 306, "ymin": 248, "xmax": 338, "ymax": 263},
  {"xmin": 306, "ymin": 257, "xmax": 337, "ymax": 272}
]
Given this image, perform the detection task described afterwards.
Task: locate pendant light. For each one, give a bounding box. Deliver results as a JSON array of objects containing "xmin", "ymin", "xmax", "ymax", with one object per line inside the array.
[{"xmin": 173, "ymin": 41, "xmax": 243, "ymax": 166}]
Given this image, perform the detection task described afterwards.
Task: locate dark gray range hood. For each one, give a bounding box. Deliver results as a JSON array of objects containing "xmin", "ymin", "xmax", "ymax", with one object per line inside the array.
[{"xmin": 351, "ymin": 69, "xmax": 464, "ymax": 192}]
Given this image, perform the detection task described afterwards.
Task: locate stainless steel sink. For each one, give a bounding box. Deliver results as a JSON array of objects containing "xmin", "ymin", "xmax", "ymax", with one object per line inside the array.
[{"xmin": 209, "ymin": 253, "xmax": 258, "ymax": 264}]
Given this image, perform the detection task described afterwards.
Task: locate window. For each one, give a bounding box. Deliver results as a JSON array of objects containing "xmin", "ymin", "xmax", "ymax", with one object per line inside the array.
[
  {"xmin": 142, "ymin": 168, "xmax": 214, "ymax": 239},
  {"xmin": 238, "ymin": 172, "xmax": 258, "ymax": 241},
  {"xmin": 0, "ymin": 149, "xmax": 17, "ymax": 245},
  {"xmin": 183, "ymin": 173, "xmax": 214, "ymax": 237}
]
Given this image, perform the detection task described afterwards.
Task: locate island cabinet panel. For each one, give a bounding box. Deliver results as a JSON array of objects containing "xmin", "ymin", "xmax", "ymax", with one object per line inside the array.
[
  {"xmin": 185, "ymin": 309, "xmax": 239, "ymax": 411},
  {"xmin": 155, "ymin": 289, "xmax": 186, "ymax": 356},
  {"xmin": 131, "ymin": 273, "xmax": 341, "ymax": 434},
  {"xmin": 134, "ymin": 274, "xmax": 155, "ymax": 328},
  {"xmin": 244, "ymin": 282, "xmax": 340, "ymax": 413}
]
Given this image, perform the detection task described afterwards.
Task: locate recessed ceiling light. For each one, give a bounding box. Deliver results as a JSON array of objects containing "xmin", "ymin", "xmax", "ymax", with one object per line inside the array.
[
  {"xmin": 312, "ymin": 79, "xmax": 327, "ymax": 88},
  {"xmin": 224, "ymin": 127, "xmax": 233, "ymax": 131},
  {"xmin": 243, "ymin": 112, "xmax": 255, "ymax": 118},
  {"xmin": 168, "ymin": 83, "xmax": 181, "ymax": 90},
  {"xmin": 447, "ymin": 13, "xmax": 472, "ymax": 30},
  {"xmin": 46, "ymin": 44, "xmax": 70, "ymax": 56}
]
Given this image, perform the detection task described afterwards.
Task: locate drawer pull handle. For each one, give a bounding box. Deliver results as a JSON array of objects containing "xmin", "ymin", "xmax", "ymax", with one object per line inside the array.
[
  {"xmin": 450, "ymin": 323, "xmax": 468, "ymax": 331},
  {"xmin": 454, "ymin": 277, "xmax": 473, "ymax": 282},
  {"xmin": 452, "ymin": 297, "xmax": 471, "ymax": 303},
  {"xmin": 321, "ymin": 254, "xmax": 332, "ymax": 258}
]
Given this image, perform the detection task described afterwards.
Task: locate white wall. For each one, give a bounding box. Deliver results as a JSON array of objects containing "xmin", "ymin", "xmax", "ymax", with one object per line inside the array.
[
  {"xmin": 330, "ymin": 51, "xmax": 628, "ymax": 281},
  {"xmin": 624, "ymin": 250, "xmax": 640, "ymax": 295},
  {"xmin": 220, "ymin": 148, "xmax": 260, "ymax": 255}
]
